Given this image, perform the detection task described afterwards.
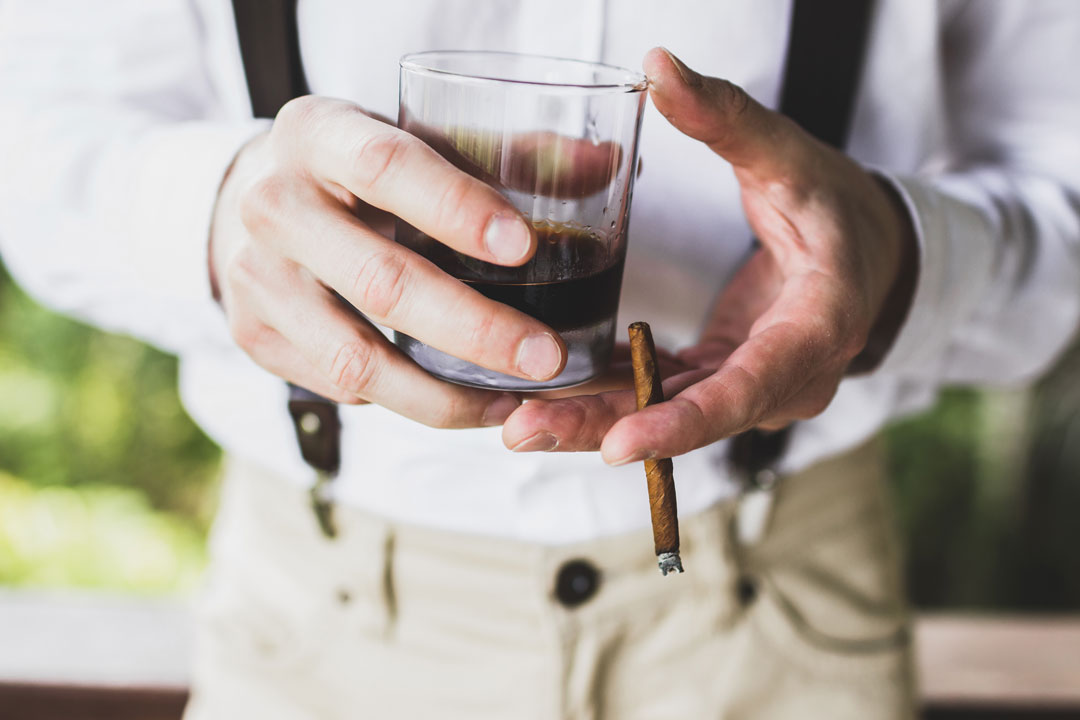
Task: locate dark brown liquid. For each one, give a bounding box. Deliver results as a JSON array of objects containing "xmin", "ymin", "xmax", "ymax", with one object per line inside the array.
[
  {"xmin": 466, "ymin": 223, "xmax": 621, "ymax": 330},
  {"xmin": 401, "ymin": 221, "xmax": 623, "ymax": 330},
  {"xmin": 465, "ymin": 259, "xmax": 624, "ymax": 331}
]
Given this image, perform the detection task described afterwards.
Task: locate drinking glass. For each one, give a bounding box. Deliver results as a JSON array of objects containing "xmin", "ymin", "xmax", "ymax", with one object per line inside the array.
[{"xmin": 395, "ymin": 51, "xmax": 647, "ymax": 390}]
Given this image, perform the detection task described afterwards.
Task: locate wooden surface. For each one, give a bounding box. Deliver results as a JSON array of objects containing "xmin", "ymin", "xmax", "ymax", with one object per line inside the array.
[
  {"xmin": 0, "ymin": 590, "xmax": 191, "ymax": 690},
  {"xmin": 916, "ymin": 613, "xmax": 1080, "ymax": 707},
  {"xmin": 1, "ymin": 592, "xmax": 1078, "ymax": 718},
  {"xmin": 0, "ymin": 683, "xmax": 188, "ymax": 720}
]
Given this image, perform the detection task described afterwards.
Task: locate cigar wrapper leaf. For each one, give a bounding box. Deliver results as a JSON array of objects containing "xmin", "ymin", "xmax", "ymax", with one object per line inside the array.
[{"xmin": 628, "ymin": 321, "xmax": 684, "ymax": 576}]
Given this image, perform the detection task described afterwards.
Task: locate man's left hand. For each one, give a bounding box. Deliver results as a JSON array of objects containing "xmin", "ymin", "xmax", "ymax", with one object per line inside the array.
[{"xmin": 501, "ymin": 47, "xmax": 916, "ymax": 464}]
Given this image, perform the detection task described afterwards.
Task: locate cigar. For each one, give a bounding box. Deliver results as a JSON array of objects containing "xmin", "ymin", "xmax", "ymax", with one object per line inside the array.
[{"xmin": 628, "ymin": 322, "xmax": 684, "ymax": 576}]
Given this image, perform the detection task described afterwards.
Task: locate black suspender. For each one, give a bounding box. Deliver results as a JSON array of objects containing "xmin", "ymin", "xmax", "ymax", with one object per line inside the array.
[
  {"xmin": 229, "ymin": 0, "xmax": 876, "ymax": 524},
  {"xmin": 780, "ymin": 0, "xmax": 875, "ymax": 150},
  {"xmin": 231, "ymin": 0, "xmax": 309, "ymax": 117}
]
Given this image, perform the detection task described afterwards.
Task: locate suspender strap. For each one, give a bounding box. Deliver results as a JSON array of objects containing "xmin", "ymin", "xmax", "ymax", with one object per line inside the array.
[
  {"xmin": 780, "ymin": 0, "xmax": 875, "ymax": 150},
  {"xmin": 730, "ymin": 0, "xmax": 876, "ymax": 482},
  {"xmin": 231, "ymin": 0, "xmax": 309, "ymax": 118}
]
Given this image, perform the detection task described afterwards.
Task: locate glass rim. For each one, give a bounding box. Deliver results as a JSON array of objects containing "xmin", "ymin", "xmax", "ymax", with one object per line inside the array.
[{"xmin": 399, "ymin": 50, "xmax": 648, "ymax": 92}]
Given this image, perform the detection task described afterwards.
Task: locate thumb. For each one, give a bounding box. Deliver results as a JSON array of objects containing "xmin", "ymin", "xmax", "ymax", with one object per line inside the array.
[{"xmin": 643, "ymin": 47, "xmax": 800, "ymax": 177}]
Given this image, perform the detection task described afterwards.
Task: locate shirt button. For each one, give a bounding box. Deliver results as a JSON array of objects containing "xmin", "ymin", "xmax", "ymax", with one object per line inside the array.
[{"xmin": 554, "ymin": 559, "xmax": 601, "ymax": 608}]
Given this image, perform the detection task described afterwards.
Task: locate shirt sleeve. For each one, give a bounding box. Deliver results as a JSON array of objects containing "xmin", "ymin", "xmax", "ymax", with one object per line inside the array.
[
  {"xmin": 876, "ymin": 0, "xmax": 1080, "ymax": 385},
  {"xmin": 0, "ymin": 0, "xmax": 269, "ymax": 354}
]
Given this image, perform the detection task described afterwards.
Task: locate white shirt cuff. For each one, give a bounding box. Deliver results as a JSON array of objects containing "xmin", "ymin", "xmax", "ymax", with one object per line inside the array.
[{"xmin": 873, "ymin": 173, "xmax": 997, "ymax": 379}]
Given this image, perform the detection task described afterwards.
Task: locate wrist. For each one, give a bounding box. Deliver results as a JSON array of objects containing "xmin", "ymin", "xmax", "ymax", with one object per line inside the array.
[
  {"xmin": 848, "ymin": 175, "xmax": 919, "ymax": 374},
  {"xmin": 208, "ymin": 132, "xmax": 269, "ymax": 304}
]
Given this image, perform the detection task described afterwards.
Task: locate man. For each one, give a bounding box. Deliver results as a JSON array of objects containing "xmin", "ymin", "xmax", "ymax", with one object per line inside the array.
[{"xmin": 1, "ymin": 1, "xmax": 1078, "ymax": 718}]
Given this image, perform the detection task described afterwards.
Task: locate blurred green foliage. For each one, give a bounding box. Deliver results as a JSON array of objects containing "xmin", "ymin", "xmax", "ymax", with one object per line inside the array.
[
  {"xmin": 885, "ymin": 348, "xmax": 1080, "ymax": 611},
  {"xmin": 0, "ymin": 470, "xmax": 207, "ymax": 592},
  {"xmin": 0, "ymin": 262, "xmax": 219, "ymax": 593},
  {"xmin": 0, "ymin": 259, "xmax": 1077, "ymax": 607}
]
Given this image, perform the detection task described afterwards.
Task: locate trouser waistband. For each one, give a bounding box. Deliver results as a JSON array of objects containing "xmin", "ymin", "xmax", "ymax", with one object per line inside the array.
[{"xmin": 209, "ymin": 438, "xmax": 889, "ymax": 638}]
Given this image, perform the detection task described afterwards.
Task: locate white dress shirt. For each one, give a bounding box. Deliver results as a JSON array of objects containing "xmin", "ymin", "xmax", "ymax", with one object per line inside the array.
[{"xmin": 1, "ymin": 0, "xmax": 1078, "ymax": 543}]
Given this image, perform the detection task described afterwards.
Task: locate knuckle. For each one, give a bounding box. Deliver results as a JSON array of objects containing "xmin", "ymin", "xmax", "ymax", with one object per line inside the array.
[
  {"xmin": 560, "ymin": 397, "xmax": 593, "ymax": 436},
  {"xmin": 460, "ymin": 302, "xmax": 502, "ymax": 364},
  {"xmin": 810, "ymin": 312, "xmax": 844, "ymax": 345},
  {"xmin": 329, "ymin": 339, "xmax": 378, "ymax": 395},
  {"xmin": 700, "ymin": 78, "xmax": 751, "ymax": 135},
  {"xmin": 802, "ymin": 300, "xmax": 852, "ymax": 353},
  {"xmin": 428, "ymin": 394, "xmax": 466, "ymax": 429},
  {"xmin": 348, "ymin": 130, "xmax": 415, "ymax": 195},
  {"xmin": 711, "ymin": 365, "xmax": 768, "ymax": 431},
  {"xmin": 228, "ymin": 315, "xmax": 264, "ymax": 354},
  {"xmin": 324, "ymin": 385, "xmax": 368, "ymax": 405},
  {"xmin": 800, "ymin": 395, "xmax": 832, "ymax": 419},
  {"xmin": 819, "ymin": 296, "xmax": 870, "ymax": 362},
  {"xmin": 841, "ymin": 325, "xmax": 870, "ymax": 361},
  {"xmin": 349, "ymin": 248, "xmax": 411, "ymax": 320},
  {"xmin": 274, "ymin": 95, "xmax": 323, "ymax": 136},
  {"xmin": 756, "ymin": 417, "xmax": 792, "ymax": 432},
  {"xmin": 238, "ymin": 175, "xmax": 288, "ymax": 234},
  {"xmin": 222, "ymin": 245, "xmax": 263, "ymax": 295},
  {"xmin": 741, "ymin": 370, "xmax": 778, "ymax": 424},
  {"xmin": 794, "ymin": 384, "xmax": 838, "ymax": 419},
  {"xmin": 717, "ymin": 79, "xmax": 751, "ymax": 118},
  {"xmin": 433, "ymin": 174, "xmax": 479, "ymax": 235},
  {"xmin": 763, "ymin": 176, "xmax": 811, "ymax": 208},
  {"xmin": 807, "ymin": 393, "xmax": 835, "ymax": 417}
]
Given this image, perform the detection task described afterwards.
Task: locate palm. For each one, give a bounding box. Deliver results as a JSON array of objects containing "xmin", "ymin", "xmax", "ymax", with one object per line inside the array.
[{"xmin": 678, "ymin": 245, "xmax": 782, "ymax": 372}]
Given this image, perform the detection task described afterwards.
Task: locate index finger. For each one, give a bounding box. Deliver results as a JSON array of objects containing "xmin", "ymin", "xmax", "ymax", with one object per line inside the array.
[{"xmin": 277, "ymin": 97, "xmax": 537, "ymax": 267}]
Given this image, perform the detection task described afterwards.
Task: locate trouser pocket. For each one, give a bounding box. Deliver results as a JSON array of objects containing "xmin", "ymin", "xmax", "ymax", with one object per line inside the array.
[{"xmin": 726, "ymin": 442, "xmax": 916, "ymax": 719}]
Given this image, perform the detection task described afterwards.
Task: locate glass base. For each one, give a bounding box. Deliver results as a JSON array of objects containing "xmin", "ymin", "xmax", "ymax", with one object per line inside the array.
[{"xmin": 395, "ymin": 317, "xmax": 614, "ymax": 391}]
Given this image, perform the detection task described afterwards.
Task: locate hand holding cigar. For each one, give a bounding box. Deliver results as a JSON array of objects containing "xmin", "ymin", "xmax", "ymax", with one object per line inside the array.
[{"xmin": 628, "ymin": 322, "xmax": 684, "ymax": 576}]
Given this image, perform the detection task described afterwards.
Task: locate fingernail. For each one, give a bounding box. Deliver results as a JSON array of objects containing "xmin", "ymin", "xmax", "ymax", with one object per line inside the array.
[
  {"xmin": 511, "ymin": 432, "xmax": 559, "ymax": 452},
  {"xmin": 484, "ymin": 212, "xmax": 532, "ymax": 264},
  {"xmin": 516, "ymin": 333, "xmax": 563, "ymax": 380},
  {"xmin": 482, "ymin": 393, "xmax": 520, "ymax": 427},
  {"xmin": 608, "ymin": 449, "xmax": 657, "ymax": 467},
  {"xmin": 660, "ymin": 48, "xmax": 700, "ymax": 88}
]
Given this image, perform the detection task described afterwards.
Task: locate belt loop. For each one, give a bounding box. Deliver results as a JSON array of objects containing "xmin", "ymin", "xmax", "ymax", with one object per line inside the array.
[
  {"xmin": 331, "ymin": 515, "xmax": 396, "ymax": 640},
  {"xmin": 381, "ymin": 529, "xmax": 397, "ymax": 632}
]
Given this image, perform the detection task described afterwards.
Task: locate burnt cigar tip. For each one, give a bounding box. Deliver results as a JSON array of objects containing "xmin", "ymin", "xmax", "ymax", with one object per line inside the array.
[{"xmin": 658, "ymin": 551, "xmax": 684, "ymax": 576}]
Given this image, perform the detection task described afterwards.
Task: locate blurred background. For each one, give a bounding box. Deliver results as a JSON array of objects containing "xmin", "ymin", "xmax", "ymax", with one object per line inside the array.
[{"xmin": 3, "ymin": 254, "xmax": 1078, "ymax": 609}]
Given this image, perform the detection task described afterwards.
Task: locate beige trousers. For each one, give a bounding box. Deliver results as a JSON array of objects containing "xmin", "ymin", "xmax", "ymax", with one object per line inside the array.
[{"xmin": 184, "ymin": 440, "xmax": 914, "ymax": 720}]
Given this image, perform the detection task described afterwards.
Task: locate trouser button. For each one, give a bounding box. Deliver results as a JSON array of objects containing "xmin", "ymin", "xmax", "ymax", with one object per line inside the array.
[
  {"xmin": 736, "ymin": 575, "xmax": 758, "ymax": 606},
  {"xmin": 554, "ymin": 559, "xmax": 600, "ymax": 607}
]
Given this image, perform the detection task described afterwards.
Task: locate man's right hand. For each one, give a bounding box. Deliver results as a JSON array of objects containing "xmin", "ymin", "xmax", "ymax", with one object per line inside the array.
[{"xmin": 209, "ymin": 96, "xmax": 566, "ymax": 427}]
